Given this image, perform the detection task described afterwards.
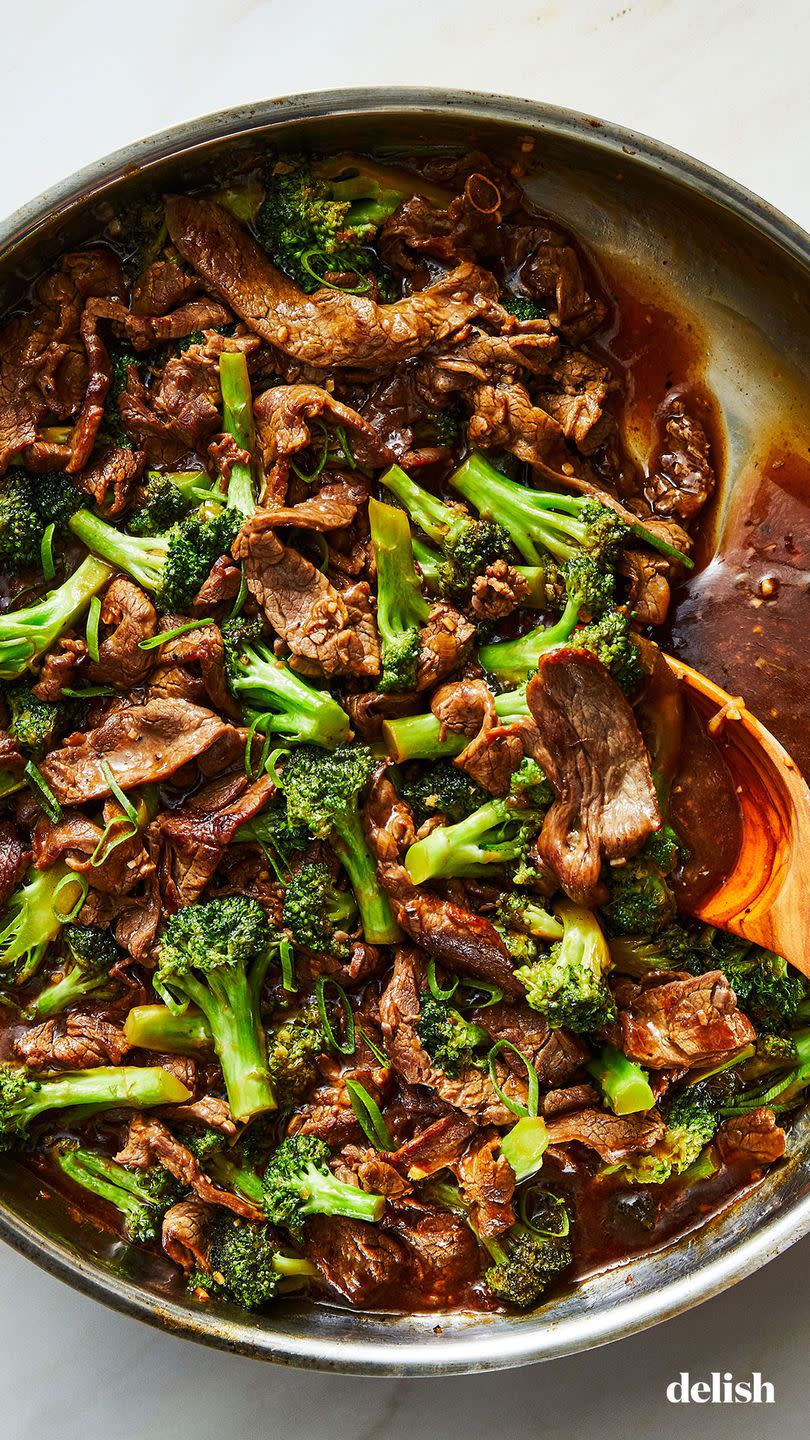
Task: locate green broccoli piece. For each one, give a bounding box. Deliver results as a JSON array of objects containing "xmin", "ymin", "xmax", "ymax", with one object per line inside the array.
[
  {"xmin": 617, "ymin": 1086, "xmax": 720, "ymax": 1185},
  {"xmin": 281, "ymin": 861, "xmax": 357, "ymax": 961},
  {"xmin": 68, "ymin": 507, "xmax": 240, "ymax": 613},
  {"xmin": 603, "ymin": 826, "xmax": 681, "ymax": 936},
  {"xmin": 3, "ymin": 681, "xmax": 72, "ymax": 760},
  {"xmin": 261, "ymin": 1134, "xmax": 385, "ymax": 1242},
  {"xmin": 128, "ymin": 471, "xmax": 221, "ymax": 535},
  {"xmin": 396, "ymin": 761, "xmax": 485, "ymax": 826},
  {"xmin": 573, "ymin": 608, "xmax": 644, "ymax": 695},
  {"xmin": 218, "ymin": 351, "xmax": 259, "ymax": 520},
  {"xmin": 403, "ymin": 759, "xmax": 547, "ymax": 884},
  {"xmin": 484, "ymin": 1227, "xmax": 573, "ymax": 1308},
  {"xmin": 223, "ymin": 617, "xmax": 350, "ymax": 749},
  {"xmin": 193, "ymin": 1211, "xmax": 315, "ymax": 1310},
  {"xmin": 123, "ymin": 1003, "xmax": 213, "ymax": 1055},
  {"xmin": 0, "ymin": 555, "xmax": 113, "ymax": 681},
  {"xmin": 98, "ymin": 347, "xmax": 139, "ymax": 449},
  {"xmin": 515, "ymin": 901, "xmax": 616, "ymax": 1033},
  {"xmin": 279, "ymin": 745, "xmax": 400, "ymax": 945},
  {"xmin": 379, "ymin": 464, "xmax": 510, "ymax": 596},
  {"xmin": 27, "ymin": 923, "xmax": 119, "ymax": 1020},
  {"xmin": 368, "ymin": 497, "xmax": 430, "ymax": 693},
  {"xmin": 0, "ymin": 864, "xmax": 86, "ymax": 985},
  {"xmin": 155, "ymin": 895, "xmax": 276, "ymax": 1122},
  {"xmin": 493, "ymin": 892, "xmax": 564, "ymax": 963},
  {"xmin": 0, "ymin": 1063, "xmax": 189, "ymax": 1150},
  {"xmin": 382, "ymin": 687, "xmax": 531, "ymax": 764},
  {"xmin": 0, "ymin": 470, "xmax": 84, "ymax": 574},
  {"xmin": 683, "ymin": 936, "xmax": 809, "ymax": 1034},
  {"xmin": 52, "ymin": 1142, "xmax": 180, "ymax": 1242},
  {"xmin": 587, "ymin": 1044, "xmax": 655, "ymax": 1115},
  {"xmin": 232, "ymin": 795, "xmax": 310, "ymax": 881},
  {"xmin": 265, "ymin": 1006, "xmax": 326, "ymax": 1111},
  {"xmin": 415, "ymin": 994, "xmax": 489, "ymax": 1077},
  {"xmin": 501, "ymin": 294, "xmax": 547, "ymax": 321},
  {"xmin": 113, "ymin": 197, "xmax": 168, "ymax": 280}
]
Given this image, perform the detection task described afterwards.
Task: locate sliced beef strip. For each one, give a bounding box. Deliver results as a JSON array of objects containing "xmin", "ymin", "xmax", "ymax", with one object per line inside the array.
[
  {"xmin": 148, "ymin": 619, "xmax": 235, "ymax": 717},
  {"xmin": 346, "ymin": 690, "xmax": 420, "ymax": 740},
  {"xmin": 544, "ymin": 1107, "xmax": 666, "ymax": 1163},
  {"xmin": 86, "ymin": 578, "xmax": 157, "ymax": 688},
  {"xmin": 714, "ymin": 1108, "xmax": 786, "ymax": 1166},
  {"xmin": 162, "ymin": 1199, "xmax": 213, "ymax": 1272},
  {"xmin": 431, "ymin": 679, "xmax": 526, "ymax": 796},
  {"xmin": 39, "ymin": 698, "xmax": 238, "ymax": 805},
  {"xmin": 76, "ymin": 446, "xmax": 145, "ymax": 515},
  {"xmin": 254, "ymin": 384, "xmax": 392, "ymax": 474},
  {"xmin": 114, "ymin": 1115, "xmax": 262, "ymax": 1220},
  {"xmin": 165, "ymin": 196, "xmax": 500, "ymax": 372},
  {"xmin": 131, "ymin": 261, "xmax": 204, "ymax": 317},
  {"xmin": 391, "ymin": 1111, "xmax": 477, "ymax": 1179},
  {"xmin": 469, "ymin": 1002, "xmax": 590, "ymax": 1088},
  {"xmin": 151, "ymin": 773, "xmax": 275, "ymax": 910},
  {"xmin": 613, "ymin": 970, "xmax": 756, "ymax": 1070},
  {"xmin": 415, "ymin": 604, "xmax": 476, "ymax": 691},
  {"xmin": 258, "ymin": 480, "xmax": 364, "ymax": 532},
  {"xmin": 379, "ymin": 948, "xmax": 521, "ymax": 1124},
  {"xmin": 0, "ymin": 821, "xmax": 27, "ymax": 908},
  {"xmin": 466, "ymin": 378, "xmax": 567, "ymax": 469},
  {"xmin": 32, "ymin": 806, "xmax": 153, "ymax": 895},
  {"xmin": 645, "ymin": 399, "xmax": 715, "ymax": 523},
  {"xmin": 304, "ymin": 1215, "xmax": 408, "ymax": 1306},
  {"xmin": 364, "ymin": 765, "xmax": 522, "ymax": 997},
  {"xmin": 30, "ymin": 638, "xmax": 88, "ymax": 701},
  {"xmin": 454, "ymin": 1128, "xmax": 516, "ymax": 1238},
  {"xmin": 232, "ymin": 509, "xmax": 380, "ymax": 678},
  {"xmin": 12, "ymin": 1012, "xmax": 130, "ymax": 1069},
  {"xmin": 524, "ymin": 650, "xmax": 661, "ymax": 906},
  {"xmin": 83, "ymin": 295, "xmax": 231, "ymax": 355},
  {"xmin": 394, "ymin": 1205, "xmax": 481, "ymax": 1301}
]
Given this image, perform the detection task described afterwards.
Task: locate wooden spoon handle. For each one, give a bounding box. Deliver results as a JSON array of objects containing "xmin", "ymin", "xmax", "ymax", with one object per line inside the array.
[{"xmin": 665, "ymin": 656, "xmax": 810, "ymax": 976}]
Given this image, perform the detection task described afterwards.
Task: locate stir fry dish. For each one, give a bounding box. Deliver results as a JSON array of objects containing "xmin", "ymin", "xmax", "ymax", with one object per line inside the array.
[{"xmin": 0, "ymin": 148, "xmax": 805, "ymax": 1318}]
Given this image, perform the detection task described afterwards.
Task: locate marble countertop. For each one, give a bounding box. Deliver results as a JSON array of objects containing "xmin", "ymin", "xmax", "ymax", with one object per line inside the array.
[{"xmin": 1, "ymin": 2, "xmax": 808, "ymax": 1435}]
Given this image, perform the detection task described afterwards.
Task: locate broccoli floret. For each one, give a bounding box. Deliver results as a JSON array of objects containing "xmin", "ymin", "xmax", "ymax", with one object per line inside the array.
[
  {"xmin": 493, "ymin": 893, "xmax": 564, "ymax": 963},
  {"xmin": 0, "ymin": 1063, "xmax": 189, "ymax": 1150},
  {"xmin": 416, "ymin": 994, "xmax": 489, "ymax": 1077},
  {"xmin": 99, "ymin": 348, "xmax": 140, "ymax": 449},
  {"xmin": 27, "ymin": 923, "xmax": 119, "ymax": 1020},
  {"xmin": 501, "ymin": 294, "xmax": 547, "ymax": 322},
  {"xmin": 113, "ymin": 197, "xmax": 168, "ymax": 280},
  {"xmin": 587, "ymin": 1044, "xmax": 655, "ymax": 1115},
  {"xmin": 123, "ymin": 1003, "xmax": 213, "ymax": 1055},
  {"xmin": 368, "ymin": 498, "xmax": 430, "ymax": 693},
  {"xmin": 261, "ymin": 1134, "xmax": 385, "ymax": 1242},
  {"xmin": 451, "ymin": 449, "xmax": 690, "ymax": 570},
  {"xmin": 52, "ymin": 1142, "xmax": 180, "ymax": 1242},
  {"xmin": 0, "ymin": 864, "xmax": 86, "ymax": 985},
  {"xmin": 265, "ymin": 1006, "xmax": 325, "ymax": 1110},
  {"xmin": 155, "ymin": 895, "xmax": 276, "ymax": 1122},
  {"xmin": 382, "ymin": 686, "xmax": 530, "ymax": 764},
  {"xmin": 379, "ymin": 464, "xmax": 510, "ymax": 596},
  {"xmin": 683, "ymin": 936, "xmax": 809, "ymax": 1034},
  {"xmin": 282, "ymin": 861, "xmax": 357, "ymax": 961},
  {"xmin": 573, "ymin": 608, "xmax": 644, "ymax": 695},
  {"xmin": 485, "ymin": 1227, "xmax": 573, "ymax": 1309},
  {"xmin": 404, "ymin": 760, "xmax": 547, "ymax": 884},
  {"xmin": 129, "ymin": 471, "xmax": 221, "ymax": 535},
  {"xmin": 0, "ymin": 554, "xmax": 113, "ymax": 682},
  {"xmin": 397, "ymin": 761, "xmax": 485, "ymax": 826},
  {"xmin": 195, "ymin": 1211, "xmax": 314, "ymax": 1310},
  {"xmin": 617, "ymin": 1086, "xmax": 720, "ymax": 1185},
  {"xmin": 515, "ymin": 901, "xmax": 616, "ymax": 1033},
  {"xmin": 279, "ymin": 746, "xmax": 400, "ymax": 945},
  {"xmin": 223, "ymin": 617, "xmax": 350, "ymax": 749},
  {"xmin": 607, "ymin": 920, "xmax": 703, "ymax": 977},
  {"xmin": 232, "ymin": 794, "xmax": 310, "ymax": 880},
  {"xmin": 256, "ymin": 153, "xmax": 436, "ymax": 296},
  {"xmin": 0, "ymin": 470, "xmax": 83, "ymax": 575},
  {"xmin": 603, "ymin": 826, "xmax": 680, "ymax": 936},
  {"xmin": 68, "ymin": 507, "xmax": 240, "ymax": 613},
  {"xmin": 3, "ymin": 681, "xmax": 71, "ymax": 760}
]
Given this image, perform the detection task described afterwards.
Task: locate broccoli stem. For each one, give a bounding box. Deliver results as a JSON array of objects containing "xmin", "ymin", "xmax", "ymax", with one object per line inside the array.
[
  {"xmin": 369, "ymin": 498, "xmax": 430, "ymax": 693},
  {"xmin": 219, "ymin": 352, "xmax": 259, "ymax": 519},
  {"xmin": 22, "ymin": 1065, "xmax": 191, "ymax": 1122},
  {"xmin": 53, "ymin": 1146, "xmax": 161, "ymax": 1240},
  {"xmin": 404, "ymin": 798, "xmax": 526, "ymax": 883},
  {"xmin": 316, "ymin": 153, "xmax": 452, "ymax": 210},
  {"xmin": 451, "ymin": 453, "xmax": 588, "ymax": 564},
  {"xmin": 123, "ymin": 1004, "xmax": 213, "ymax": 1055},
  {"xmin": 378, "ymin": 464, "xmax": 464, "ymax": 547},
  {"xmin": 332, "ymin": 808, "xmax": 401, "ymax": 944},
  {"xmin": 178, "ymin": 968, "xmax": 275, "ymax": 1122},
  {"xmin": 69, "ymin": 510, "xmax": 167, "ymax": 594},
  {"xmin": 298, "ymin": 1160, "xmax": 385, "ymax": 1224},
  {"xmin": 477, "ymin": 592, "xmax": 582, "ymax": 684},
  {"xmin": 382, "ymin": 689, "xmax": 529, "ymax": 763},
  {"xmin": 500, "ymin": 1116, "xmax": 549, "ymax": 1182},
  {"xmin": 27, "ymin": 967, "xmax": 108, "ymax": 1022},
  {"xmin": 234, "ymin": 652, "xmax": 350, "ymax": 748},
  {"xmin": 0, "ymin": 556, "xmax": 114, "ymax": 681},
  {"xmin": 588, "ymin": 1045, "xmax": 655, "ymax": 1116},
  {"xmin": 209, "ymin": 1153, "xmax": 265, "ymax": 1205}
]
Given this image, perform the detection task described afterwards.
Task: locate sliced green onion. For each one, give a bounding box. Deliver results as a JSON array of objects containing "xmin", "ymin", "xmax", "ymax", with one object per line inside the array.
[
  {"xmin": 86, "ymin": 595, "xmax": 102, "ymax": 663},
  {"xmin": 227, "ymin": 561, "xmax": 248, "ymax": 621},
  {"xmin": 39, "ymin": 524, "xmax": 56, "ymax": 581},
  {"xmin": 23, "ymin": 760, "xmax": 63, "ymax": 823},
  {"xmin": 61, "ymin": 685, "xmax": 116, "ymax": 699},
  {"xmin": 500, "ymin": 1115, "xmax": 548, "ymax": 1181},
  {"xmin": 333, "ymin": 426, "xmax": 357, "ymax": 469},
  {"xmin": 346, "ymin": 1078, "xmax": 393, "ymax": 1151},
  {"xmin": 51, "ymin": 871, "xmax": 88, "ymax": 923},
  {"xmin": 279, "ymin": 937, "xmax": 297, "ymax": 993},
  {"xmin": 427, "ymin": 957, "xmax": 458, "ymax": 1002},
  {"xmin": 457, "ymin": 978, "xmax": 503, "ymax": 1010},
  {"xmin": 357, "ymin": 1027, "xmax": 388, "ymax": 1067},
  {"xmin": 316, "ymin": 976, "xmax": 356, "ymax": 1057},
  {"xmin": 519, "ymin": 1186, "xmax": 570, "ymax": 1238},
  {"xmin": 290, "ymin": 421, "xmax": 329, "ymax": 484},
  {"xmin": 308, "ymin": 532, "xmax": 330, "ymax": 574},
  {"xmin": 138, "ymin": 618, "xmax": 215, "ymax": 651},
  {"xmin": 300, "ymin": 250, "xmax": 372, "ymax": 296},
  {"xmin": 90, "ymin": 816, "xmax": 138, "ymax": 868},
  {"xmin": 487, "ymin": 1040, "xmax": 539, "ymax": 1118},
  {"xmin": 629, "ymin": 518, "xmax": 694, "ymax": 569},
  {"xmin": 265, "ymin": 747, "xmax": 290, "ymax": 786},
  {"xmin": 99, "ymin": 760, "xmax": 139, "ymax": 826},
  {"xmin": 244, "ymin": 713, "xmax": 268, "ymax": 781}
]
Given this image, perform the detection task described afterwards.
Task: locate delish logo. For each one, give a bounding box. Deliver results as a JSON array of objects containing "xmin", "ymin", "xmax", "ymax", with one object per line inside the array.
[{"xmin": 666, "ymin": 1372, "xmax": 775, "ymax": 1405}]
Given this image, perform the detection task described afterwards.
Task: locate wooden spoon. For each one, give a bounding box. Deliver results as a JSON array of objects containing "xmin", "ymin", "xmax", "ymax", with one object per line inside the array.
[{"xmin": 665, "ymin": 655, "xmax": 810, "ymax": 977}]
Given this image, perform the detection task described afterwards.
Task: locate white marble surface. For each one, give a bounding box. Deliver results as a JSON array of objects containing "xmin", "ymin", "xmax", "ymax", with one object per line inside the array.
[{"xmin": 1, "ymin": 2, "xmax": 809, "ymax": 1436}]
